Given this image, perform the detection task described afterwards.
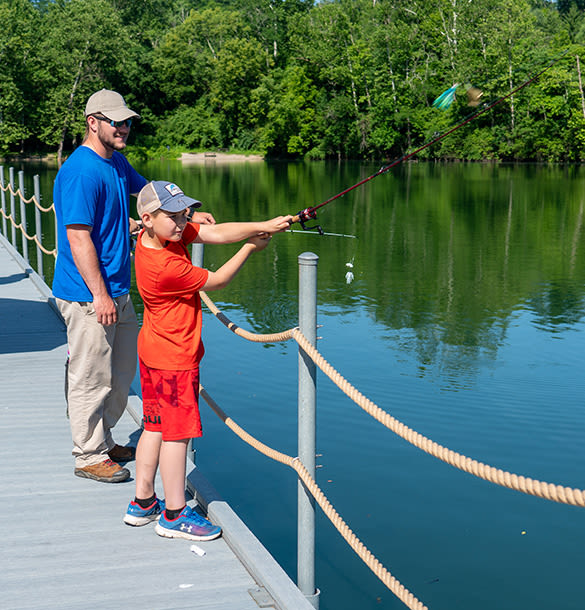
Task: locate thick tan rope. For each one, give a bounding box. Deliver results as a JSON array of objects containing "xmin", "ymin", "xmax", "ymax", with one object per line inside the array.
[
  {"xmin": 199, "ymin": 385, "xmax": 428, "ymax": 610},
  {"xmin": 1, "ymin": 183, "xmax": 36, "ymax": 204},
  {"xmin": 292, "ymin": 328, "xmax": 585, "ymax": 507},
  {"xmin": 0, "ymin": 209, "xmax": 16, "ymax": 224},
  {"xmin": 33, "ymin": 235, "xmax": 57, "ymax": 257},
  {"xmin": 200, "ymin": 290, "xmax": 585, "ymax": 506},
  {"xmin": 0, "ymin": 182, "xmax": 54, "ymax": 212},
  {"xmin": 200, "ymin": 290, "xmax": 295, "ymax": 342},
  {"xmin": 0, "ymin": 208, "xmax": 57, "ymax": 256}
]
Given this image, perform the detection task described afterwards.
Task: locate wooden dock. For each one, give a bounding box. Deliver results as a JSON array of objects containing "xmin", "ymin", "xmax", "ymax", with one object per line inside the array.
[{"xmin": 0, "ymin": 233, "xmax": 312, "ymax": 610}]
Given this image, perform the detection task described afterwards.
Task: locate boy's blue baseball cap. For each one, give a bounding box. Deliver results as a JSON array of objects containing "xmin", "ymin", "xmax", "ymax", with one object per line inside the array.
[{"xmin": 137, "ymin": 181, "xmax": 202, "ymax": 217}]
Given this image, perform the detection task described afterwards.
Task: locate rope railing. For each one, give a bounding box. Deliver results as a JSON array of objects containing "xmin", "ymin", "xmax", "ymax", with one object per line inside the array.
[
  {"xmin": 200, "ymin": 290, "xmax": 585, "ymax": 508},
  {"xmin": 0, "ymin": 207, "xmax": 57, "ymax": 256},
  {"xmin": 0, "ymin": 180, "xmax": 57, "ymax": 213},
  {"xmin": 0, "ymin": 167, "xmax": 58, "ymax": 282},
  {"xmin": 198, "ymin": 286, "xmax": 585, "ymax": 608},
  {"xmin": 199, "ymin": 291, "xmax": 295, "ymax": 342},
  {"xmin": 199, "ymin": 385, "xmax": 428, "ymax": 610},
  {"xmin": 291, "ymin": 328, "xmax": 585, "ymax": 507}
]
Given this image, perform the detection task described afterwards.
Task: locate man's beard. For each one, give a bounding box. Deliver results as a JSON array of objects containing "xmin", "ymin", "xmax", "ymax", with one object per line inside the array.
[{"xmin": 97, "ymin": 123, "xmax": 128, "ymax": 152}]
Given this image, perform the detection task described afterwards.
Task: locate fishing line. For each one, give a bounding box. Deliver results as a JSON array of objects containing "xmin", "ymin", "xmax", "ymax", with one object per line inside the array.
[{"xmin": 291, "ymin": 48, "xmax": 569, "ymax": 234}]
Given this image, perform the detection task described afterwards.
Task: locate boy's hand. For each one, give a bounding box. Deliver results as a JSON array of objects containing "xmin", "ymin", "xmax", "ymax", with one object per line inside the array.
[
  {"xmin": 247, "ymin": 234, "xmax": 272, "ymax": 251},
  {"xmin": 259, "ymin": 215, "xmax": 294, "ymax": 234}
]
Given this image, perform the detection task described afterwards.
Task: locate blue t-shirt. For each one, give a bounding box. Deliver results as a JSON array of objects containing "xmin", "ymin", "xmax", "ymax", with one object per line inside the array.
[{"xmin": 52, "ymin": 146, "xmax": 147, "ymax": 301}]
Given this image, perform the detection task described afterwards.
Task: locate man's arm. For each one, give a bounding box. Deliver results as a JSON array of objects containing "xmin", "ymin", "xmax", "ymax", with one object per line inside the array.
[
  {"xmin": 66, "ymin": 225, "xmax": 117, "ymax": 326},
  {"xmin": 195, "ymin": 215, "xmax": 292, "ymax": 245}
]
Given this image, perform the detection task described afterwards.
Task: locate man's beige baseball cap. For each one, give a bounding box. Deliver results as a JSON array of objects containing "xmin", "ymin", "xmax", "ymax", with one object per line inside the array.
[{"xmin": 84, "ymin": 89, "xmax": 140, "ymax": 121}]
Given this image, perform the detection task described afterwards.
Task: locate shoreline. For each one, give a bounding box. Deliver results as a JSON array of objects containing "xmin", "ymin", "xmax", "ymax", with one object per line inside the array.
[
  {"xmin": 180, "ymin": 152, "xmax": 265, "ymax": 164},
  {"xmin": 0, "ymin": 151, "xmax": 266, "ymax": 166}
]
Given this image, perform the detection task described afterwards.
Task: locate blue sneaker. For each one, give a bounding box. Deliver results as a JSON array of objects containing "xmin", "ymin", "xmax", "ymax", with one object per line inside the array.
[
  {"xmin": 124, "ymin": 496, "xmax": 165, "ymax": 526},
  {"xmin": 155, "ymin": 505, "xmax": 222, "ymax": 541}
]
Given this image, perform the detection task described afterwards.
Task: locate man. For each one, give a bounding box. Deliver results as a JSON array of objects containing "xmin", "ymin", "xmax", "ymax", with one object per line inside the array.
[{"xmin": 53, "ymin": 89, "xmax": 214, "ymax": 483}]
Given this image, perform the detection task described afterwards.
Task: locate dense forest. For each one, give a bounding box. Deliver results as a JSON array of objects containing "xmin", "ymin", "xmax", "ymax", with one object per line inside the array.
[{"xmin": 2, "ymin": 0, "xmax": 585, "ymax": 162}]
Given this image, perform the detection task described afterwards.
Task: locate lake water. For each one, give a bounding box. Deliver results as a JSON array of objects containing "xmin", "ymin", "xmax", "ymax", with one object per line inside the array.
[{"xmin": 11, "ymin": 159, "xmax": 585, "ymax": 610}]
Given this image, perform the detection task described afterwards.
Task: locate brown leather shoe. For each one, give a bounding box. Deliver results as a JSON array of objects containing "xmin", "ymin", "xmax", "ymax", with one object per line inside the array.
[
  {"xmin": 108, "ymin": 444, "xmax": 136, "ymax": 463},
  {"xmin": 74, "ymin": 459, "xmax": 130, "ymax": 483}
]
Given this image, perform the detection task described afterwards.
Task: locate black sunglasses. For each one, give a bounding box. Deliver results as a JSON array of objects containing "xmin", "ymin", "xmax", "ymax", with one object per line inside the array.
[{"xmin": 93, "ymin": 115, "xmax": 133, "ymax": 128}]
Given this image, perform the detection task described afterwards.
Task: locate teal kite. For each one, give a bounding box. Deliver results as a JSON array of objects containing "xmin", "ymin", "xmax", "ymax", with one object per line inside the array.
[
  {"xmin": 432, "ymin": 83, "xmax": 459, "ymax": 109},
  {"xmin": 433, "ymin": 83, "xmax": 484, "ymax": 110}
]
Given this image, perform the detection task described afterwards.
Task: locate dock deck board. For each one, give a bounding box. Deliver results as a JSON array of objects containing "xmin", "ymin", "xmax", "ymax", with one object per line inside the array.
[{"xmin": 0, "ymin": 236, "xmax": 310, "ymax": 610}]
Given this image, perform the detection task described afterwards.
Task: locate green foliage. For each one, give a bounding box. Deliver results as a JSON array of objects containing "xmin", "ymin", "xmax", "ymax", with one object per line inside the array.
[
  {"xmin": 210, "ymin": 37, "xmax": 270, "ymax": 142},
  {"xmin": 32, "ymin": 0, "xmax": 133, "ymax": 151},
  {"xmin": 156, "ymin": 102, "xmax": 223, "ymax": 149},
  {"xmin": 2, "ymin": 0, "xmax": 585, "ymax": 162},
  {"xmin": 254, "ymin": 65, "xmax": 318, "ymax": 156},
  {"xmin": 153, "ymin": 7, "xmax": 249, "ymax": 106},
  {"xmin": 0, "ymin": 0, "xmax": 40, "ymax": 154}
]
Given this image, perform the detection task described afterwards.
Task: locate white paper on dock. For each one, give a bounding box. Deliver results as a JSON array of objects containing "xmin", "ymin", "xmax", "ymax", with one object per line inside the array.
[{"xmin": 190, "ymin": 544, "xmax": 206, "ymax": 556}]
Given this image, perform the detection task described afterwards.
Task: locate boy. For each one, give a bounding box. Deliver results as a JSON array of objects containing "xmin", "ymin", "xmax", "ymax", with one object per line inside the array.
[{"xmin": 124, "ymin": 180, "xmax": 292, "ymax": 540}]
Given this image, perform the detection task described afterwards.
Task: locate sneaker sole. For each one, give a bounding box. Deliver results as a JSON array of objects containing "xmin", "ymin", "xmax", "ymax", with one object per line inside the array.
[
  {"xmin": 155, "ymin": 522, "xmax": 222, "ymax": 541},
  {"xmin": 74, "ymin": 468, "xmax": 130, "ymax": 483},
  {"xmin": 124, "ymin": 513, "xmax": 161, "ymax": 526}
]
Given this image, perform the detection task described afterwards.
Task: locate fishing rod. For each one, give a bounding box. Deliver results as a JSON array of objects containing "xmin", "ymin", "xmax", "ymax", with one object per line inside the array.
[
  {"xmin": 290, "ymin": 50, "xmax": 569, "ymax": 235},
  {"xmin": 286, "ymin": 229, "xmax": 356, "ymax": 238}
]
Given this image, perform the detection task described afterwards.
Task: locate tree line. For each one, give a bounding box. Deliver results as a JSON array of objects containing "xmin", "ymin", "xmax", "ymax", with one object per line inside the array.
[{"xmin": 2, "ymin": 0, "xmax": 585, "ymax": 162}]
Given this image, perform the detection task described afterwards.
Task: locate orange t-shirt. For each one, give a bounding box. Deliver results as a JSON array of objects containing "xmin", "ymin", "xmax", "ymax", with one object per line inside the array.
[{"xmin": 135, "ymin": 222, "xmax": 209, "ymax": 370}]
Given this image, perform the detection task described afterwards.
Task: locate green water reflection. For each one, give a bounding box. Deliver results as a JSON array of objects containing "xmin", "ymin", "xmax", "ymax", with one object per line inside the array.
[
  {"xmin": 12, "ymin": 160, "xmax": 585, "ymax": 362},
  {"xmin": 142, "ymin": 161, "xmax": 585, "ymax": 382}
]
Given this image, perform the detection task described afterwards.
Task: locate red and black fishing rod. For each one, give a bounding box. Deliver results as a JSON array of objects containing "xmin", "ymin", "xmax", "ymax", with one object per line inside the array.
[{"xmin": 291, "ymin": 50, "xmax": 568, "ymax": 234}]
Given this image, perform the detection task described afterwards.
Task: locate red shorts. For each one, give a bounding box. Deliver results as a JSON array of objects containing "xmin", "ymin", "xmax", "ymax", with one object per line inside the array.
[{"xmin": 139, "ymin": 359, "xmax": 203, "ymax": 441}]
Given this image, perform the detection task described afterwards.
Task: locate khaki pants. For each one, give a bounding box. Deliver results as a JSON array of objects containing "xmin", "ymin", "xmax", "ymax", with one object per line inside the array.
[{"xmin": 57, "ymin": 294, "xmax": 138, "ymax": 467}]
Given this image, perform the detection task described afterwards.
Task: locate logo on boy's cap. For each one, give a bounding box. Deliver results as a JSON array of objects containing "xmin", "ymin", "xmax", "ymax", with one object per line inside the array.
[
  {"xmin": 137, "ymin": 180, "xmax": 203, "ymax": 217},
  {"xmin": 164, "ymin": 183, "xmax": 184, "ymax": 197}
]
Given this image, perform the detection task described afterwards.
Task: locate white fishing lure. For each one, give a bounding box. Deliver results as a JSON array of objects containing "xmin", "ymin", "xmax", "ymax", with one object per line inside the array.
[{"xmin": 345, "ymin": 259, "xmax": 354, "ymax": 284}]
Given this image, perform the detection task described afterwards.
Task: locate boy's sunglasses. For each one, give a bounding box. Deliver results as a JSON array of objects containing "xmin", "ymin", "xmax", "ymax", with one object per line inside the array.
[{"xmin": 93, "ymin": 115, "xmax": 133, "ymax": 128}]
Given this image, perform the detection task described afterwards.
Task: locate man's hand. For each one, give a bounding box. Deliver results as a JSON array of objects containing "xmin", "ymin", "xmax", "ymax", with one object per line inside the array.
[
  {"xmin": 93, "ymin": 294, "xmax": 118, "ymax": 326},
  {"xmin": 129, "ymin": 217, "xmax": 142, "ymax": 235},
  {"xmin": 190, "ymin": 211, "xmax": 216, "ymax": 225}
]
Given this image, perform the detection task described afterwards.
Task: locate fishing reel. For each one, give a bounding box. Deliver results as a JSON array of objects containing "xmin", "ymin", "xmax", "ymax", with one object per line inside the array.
[{"xmin": 294, "ymin": 207, "xmax": 324, "ymax": 235}]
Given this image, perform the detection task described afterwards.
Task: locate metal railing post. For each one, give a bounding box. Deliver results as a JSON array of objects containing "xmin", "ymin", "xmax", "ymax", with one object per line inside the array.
[
  {"xmin": 18, "ymin": 171, "xmax": 28, "ymax": 263},
  {"xmin": 192, "ymin": 242, "xmax": 204, "ymax": 268},
  {"xmin": 190, "ymin": 241, "xmax": 205, "ymax": 467},
  {"xmin": 297, "ymin": 251, "xmax": 320, "ymax": 609},
  {"xmin": 54, "ymin": 196, "xmax": 59, "ymax": 252},
  {"xmin": 0, "ymin": 166, "xmax": 6, "ymax": 238},
  {"xmin": 34, "ymin": 175, "xmax": 43, "ymax": 279},
  {"xmin": 9, "ymin": 167, "xmax": 16, "ymax": 247}
]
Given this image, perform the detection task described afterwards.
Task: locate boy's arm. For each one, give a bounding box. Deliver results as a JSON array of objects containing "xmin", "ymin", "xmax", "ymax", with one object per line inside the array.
[
  {"xmin": 202, "ymin": 235, "xmax": 271, "ymax": 291},
  {"xmin": 195, "ymin": 215, "xmax": 292, "ymax": 245}
]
